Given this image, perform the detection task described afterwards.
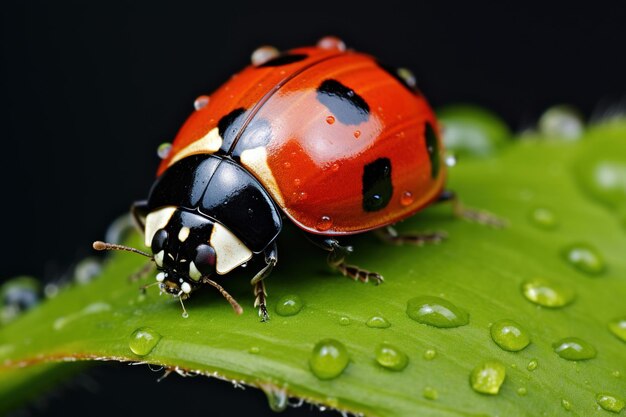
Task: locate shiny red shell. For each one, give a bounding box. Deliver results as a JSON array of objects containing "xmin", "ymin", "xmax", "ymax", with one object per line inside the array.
[{"xmin": 158, "ymin": 45, "xmax": 446, "ymax": 235}]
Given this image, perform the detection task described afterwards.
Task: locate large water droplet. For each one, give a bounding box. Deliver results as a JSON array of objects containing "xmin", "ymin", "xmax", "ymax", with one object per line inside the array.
[
  {"xmin": 527, "ymin": 358, "xmax": 538, "ymax": 371},
  {"xmin": 1, "ymin": 276, "xmax": 41, "ymax": 323},
  {"xmin": 316, "ymin": 216, "xmax": 333, "ymax": 231},
  {"xmin": 562, "ymin": 243, "xmax": 606, "ymax": 275},
  {"xmin": 596, "ymin": 393, "xmax": 625, "ymax": 413},
  {"xmin": 423, "ymin": 349, "xmax": 437, "ymax": 360},
  {"xmin": 275, "ymin": 294, "xmax": 303, "ymax": 316},
  {"xmin": 317, "ymin": 36, "xmax": 346, "ymax": 51},
  {"xmin": 406, "ymin": 296, "xmax": 469, "ymax": 328},
  {"xmin": 521, "ymin": 278, "xmax": 575, "ymax": 308},
  {"xmin": 326, "ymin": 115, "xmax": 335, "ymax": 125},
  {"xmin": 74, "ymin": 257, "xmax": 102, "ymax": 285},
  {"xmin": 193, "ymin": 95, "xmax": 210, "ymax": 111},
  {"xmin": 397, "ymin": 68, "xmax": 417, "ymax": 88},
  {"xmin": 470, "ymin": 360, "xmax": 506, "ymax": 395},
  {"xmin": 374, "ymin": 343, "xmax": 408, "ymax": 371},
  {"xmin": 157, "ymin": 142, "xmax": 172, "ymax": 159},
  {"xmin": 309, "ymin": 339, "xmax": 349, "ymax": 380},
  {"xmin": 259, "ymin": 382, "xmax": 288, "ymax": 412},
  {"xmin": 552, "ymin": 337, "xmax": 597, "ymax": 361},
  {"xmin": 422, "ymin": 386, "xmax": 438, "ymax": 400},
  {"xmin": 608, "ymin": 317, "xmax": 626, "ymax": 343},
  {"xmin": 366, "ymin": 316, "xmax": 391, "ymax": 328},
  {"xmin": 529, "ymin": 207, "xmax": 558, "ymax": 230},
  {"xmin": 250, "ymin": 45, "xmax": 279, "ymax": 66},
  {"xmin": 129, "ymin": 327, "xmax": 161, "ymax": 356},
  {"xmin": 538, "ymin": 105, "xmax": 584, "ymax": 140},
  {"xmin": 400, "ymin": 191, "xmax": 414, "ymax": 206},
  {"xmin": 490, "ymin": 319, "xmax": 531, "ymax": 351}
]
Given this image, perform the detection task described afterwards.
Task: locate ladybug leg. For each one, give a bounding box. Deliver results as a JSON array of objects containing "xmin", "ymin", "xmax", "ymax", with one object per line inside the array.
[
  {"xmin": 375, "ymin": 226, "xmax": 447, "ymax": 246},
  {"xmin": 131, "ymin": 200, "xmax": 149, "ymax": 230},
  {"xmin": 438, "ymin": 190, "xmax": 507, "ymax": 228},
  {"xmin": 250, "ymin": 243, "xmax": 277, "ymax": 321},
  {"xmin": 322, "ymin": 238, "xmax": 384, "ymax": 285}
]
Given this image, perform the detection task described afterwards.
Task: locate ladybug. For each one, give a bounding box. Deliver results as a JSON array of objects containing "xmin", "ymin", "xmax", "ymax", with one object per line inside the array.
[{"xmin": 94, "ymin": 37, "xmax": 500, "ymax": 320}]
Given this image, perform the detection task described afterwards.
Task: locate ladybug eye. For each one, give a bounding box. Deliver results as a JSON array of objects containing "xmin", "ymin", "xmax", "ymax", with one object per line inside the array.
[
  {"xmin": 151, "ymin": 229, "xmax": 169, "ymax": 252},
  {"xmin": 194, "ymin": 244, "xmax": 216, "ymax": 276}
]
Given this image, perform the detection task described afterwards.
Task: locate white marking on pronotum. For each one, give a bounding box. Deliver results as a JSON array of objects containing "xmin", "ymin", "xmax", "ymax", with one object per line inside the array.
[
  {"xmin": 178, "ymin": 227, "xmax": 190, "ymax": 242},
  {"xmin": 144, "ymin": 206, "xmax": 177, "ymax": 247},
  {"xmin": 168, "ymin": 127, "xmax": 223, "ymax": 167},
  {"xmin": 240, "ymin": 146, "xmax": 285, "ymax": 206},
  {"xmin": 210, "ymin": 223, "xmax": 253, "ymax": 275},
  {"xmin": 189, "ymin": 261, "xmax": 202, "ymax": 281},
  {"xmin": 154, "ymin": 250, "xmax": 165, "ymax": 267}
]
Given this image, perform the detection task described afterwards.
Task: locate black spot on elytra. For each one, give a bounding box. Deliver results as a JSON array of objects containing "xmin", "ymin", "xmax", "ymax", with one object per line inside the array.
[
  {"xmin": 362, "ymin": 158, "xmax": 393, "ymax": 212},
  {"xmin": 425, "ymin": 123, "xmax": 440, "ymax": 178},
  {"xmin": 316, "ymin": 79, "xmax": 370, "ymax": 125},
  {"xmin": 258, "ymin": 53, "xmax": 308, "ymax": 67},
  {"xmin": 377, "ymin": 62, "xmax": 419, "ymax": 94},
  {"xmin": 217, "ymin": 108, "xmax": 246, "ymax": 152}
]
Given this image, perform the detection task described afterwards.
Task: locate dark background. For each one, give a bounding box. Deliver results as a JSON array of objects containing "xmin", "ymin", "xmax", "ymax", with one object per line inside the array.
[{"xmin": 2, "ymin": 2, "xmax": 625, "ymax": 416}]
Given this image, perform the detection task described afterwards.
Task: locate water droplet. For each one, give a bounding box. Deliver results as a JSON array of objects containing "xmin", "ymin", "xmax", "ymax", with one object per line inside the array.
[
  {"xmin": 193, "ymin": 95, "xmax": 210, "ymax": 110},
  {"xmin": 316, "ymin": 216, "xmax": 333, "ymax": 231},
  {"xmin": 517, "ymin": 387, "xmax": 528, "ymax": 396},
  {"xmin": 529, "ymin": 207, "xmax": 558, "ymax": 229},
  {"xmin": 562, "ymin": 243, "xmax": 606, "ymax": 275},
  {"xmin": 283, "ymin": 161, "xmax": 291, "ymax": 169},
  {"xmin": 74, "ymin": 257, "xmax": 102, "ymax": 285},
  {"xmin": 490, "ymin": 319, "xmax": 531, "ymax": 351},
  {"xmin": 1, "ymin": 276, "xmax": 41, "ymax": 313},
  {"xmin": 293, "ymin": 178, "xmax": 301, "ymax": 186},
  {"xmin": 397, "ymin": 68, "xmax": 417, "ymax": 88},
  {"xmin": 326, "ymin": 115, "xmax": 335, "ymax": 125},
  {"xmin": 538, "ymin": 105, "xmax": 584, "ymax": 140},
  {"xmin": 552, "ymin": 337, "xmax": 597, "ymax": 361},
  {"xmin": 400, "ymin": 191, "xmax": 414, "ymax": 206},
  {"xmin": 317, "ymin": 36, "xmax": 346, "ymax": 51},
  {"xmin": 53, "ymin": 302, "xmax": 111, "ymax": 330},
  {"xmin": 157, "ymin": 142, "xmax": 172, "ymax": 159},
  {"xmin": 259, "ymin": 382, "xmax": 288, "ymax": 412},
  {"xmin": 375, "ymin": 343, "xmax": 408, "ymax": 371},
  {"xmin": 422, "ymin": 386, "xmax": 438, "ymax": 400},
  {"xmin": 470, "ymin": 360, "xmax": 506, "ymax": 395},
  {"xmin": 406, "ymin": 296, "xmax": 469, "ymax": 328},
  {"xmin": 250, "ymin": 45, "xmax": 280, "ymax": 66},
  {"xmin": 248, "ymin": 346, "xmax": 260, "ymax": 354},
  {"xmin": 338, "ymin": 316, "xmax": 351, "ymax": 326},
  {"xmin": 561, "ymin": 398, "xmax": 572, "ymax": 411},
  {"xmin": 608, "ymin": 317, "xmax": 626, "ymax": 343},
  {"xmin": 309, "ymin": 339, "xmax": 349, "ymax": 380},
  {"xmin": 596, "ymin": 393, "xmax": 625, "ymax": 413},
  {"xmin": 527, "ymin": 359, "xmax": 538, "ymax": 371},
  {"xmin": 330, "ymin": 163, "xmax": 340, "ymax": 172},
  {"xmin": 521, "ymin": 278, "xmax": 575, "ymax": 308},
  {"xmin": 366, "ymin": 316, "xmax": 391, "ymax": 328},
  {"xmin": 353, "ymin": 130, "xmax": 361, "ymax": 139},
  {"xmin": 612, "ymin": 370, "xmax": 621, "ymax": 378},
  {"xmin": 275, "ymin": 294, "xmax": 303, "ymax": 316},
  {"xmin": 129, "ymin": 327, "xmax": 161, "ymax": 356},
  {"xmin": 423, "ymin": 349, "xmax": 437, "ymax": 360}
]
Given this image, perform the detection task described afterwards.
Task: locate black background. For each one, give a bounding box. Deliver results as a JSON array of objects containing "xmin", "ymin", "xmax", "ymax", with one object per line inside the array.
[{"xmin": 2, "ymin": 2, "xmax": 625, "ymax": 416}]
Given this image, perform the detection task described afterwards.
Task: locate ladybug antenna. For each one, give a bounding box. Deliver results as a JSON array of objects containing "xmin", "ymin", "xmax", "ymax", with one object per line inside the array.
[
  {"xmin": 92, "ymin": 241, "xmax": 153, "ymax": 259},
  {"xmin": 202, "ymin": 277, "xmax": 244, "ymax": 315}
]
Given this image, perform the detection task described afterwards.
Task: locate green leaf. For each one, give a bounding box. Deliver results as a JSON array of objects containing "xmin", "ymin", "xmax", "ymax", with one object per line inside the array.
[{"xmin": 1, "ymin": 115, "xmax": 626, "ymax": 417}]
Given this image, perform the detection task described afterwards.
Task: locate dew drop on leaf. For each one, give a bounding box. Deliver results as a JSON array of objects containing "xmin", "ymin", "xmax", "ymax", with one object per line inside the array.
[
  {"xmin": 406, "ymin": 296, "xmax": 469, "ymax": 328},
  {"xmin": 517, "ymin": 387, "xmax": 528, "ymax": 396},
  {"xmin": 561, "ymin": 398, "xmax": 572, "ymax": 411},
  {"xmin": 561, "ymin": 243, "xmax": 606, "ymax": 275},
  {"xmin": 374, "ymin": 343, "xmax": 408, "ymax": 371},
  {"xmin": 129, "ymin": 327, "xmax": 161, "ymax": 356},
  {"xmin": 423, "ymin": 349, "xmax": 437, "ymax": 360},
  {"xmin": 366, "ymin": 316, "xmax": 391, "ymax": 329},
  {"xmin": 258, "ymin": 382, "xmax": 288, "ymax": 412},
  {"xmin": 338, "ymin": 316, "xmax": 351, "ymax": 326},
  {"xmin": 552, "ymin": 337, "xmax": 597, "ymax": 361},
  {"xmin": 596, "ymin": 393, "xmax": 625, "ymax": 413},
  {"xmin": 470, "ymin": 360, "xmax": 506, "ymax": 395},
  {"xmin": 521, "ymin": 278, "xmax": 575, "ymax": 308},
  {"xmin": 527, "ymin": 358, "xmax": 538, "ymax": 371},
  {"xmin": 529, "ymin": 207, "xmax": 558, "ymax": 230},
  {"xmin": 608, "ymin": 317, "xmax": 626, "ymax": 343},
  {"xmin": 275, "ymin": 294, "xmax": 303, "ymax": 316},
  {"xmin": 309, "ymin": 339, "xmax": 349, "ymax": 380},
  {"xmin": 422, "ymin": 386, "xmax": 438, "ymax": 400},
  {"xmin": 490, "ymin": 319, "xmax": 531, "ymax": 351}
]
